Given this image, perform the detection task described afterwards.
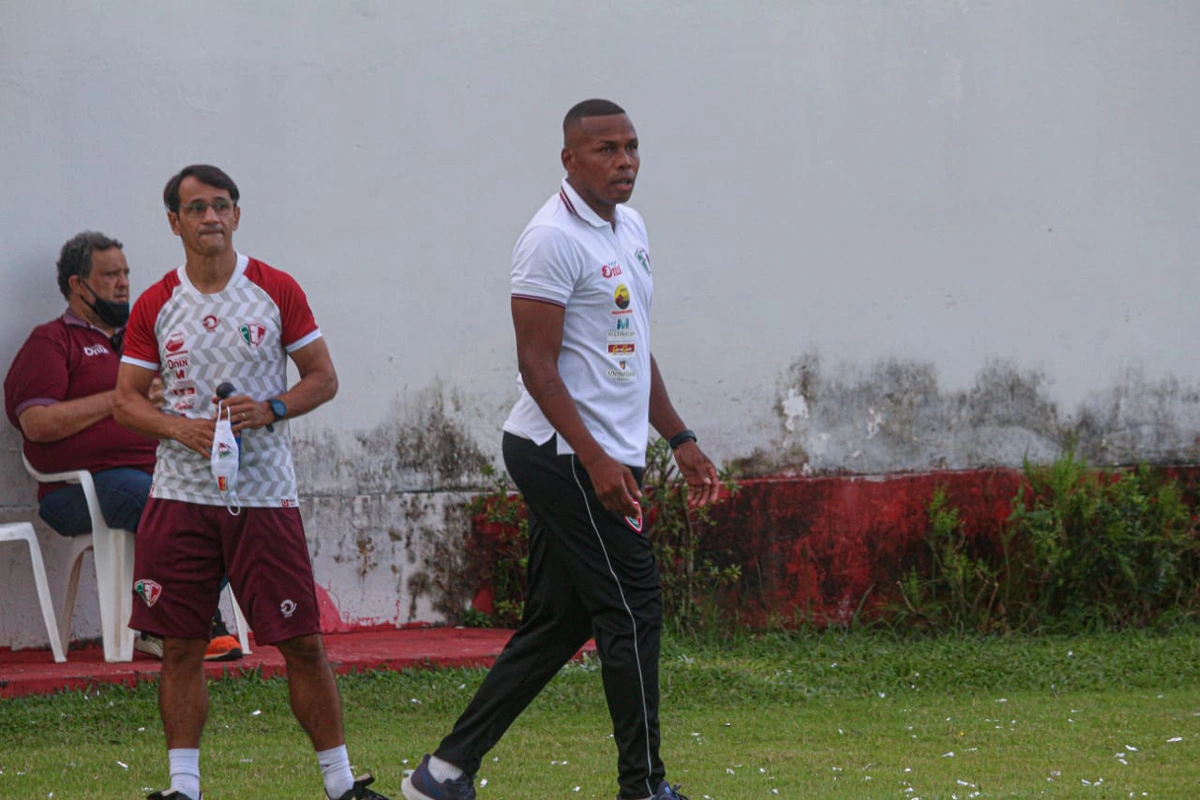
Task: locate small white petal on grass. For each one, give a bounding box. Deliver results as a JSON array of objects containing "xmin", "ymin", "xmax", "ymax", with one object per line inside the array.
[
  {"xmin": 573, "ymin": 787, "xmax": 580, "ymax": 792},
  {"xmin": 725, "ymin": 768, "xmax": 734, "ymax": 775},
  {"xmin": 1124, "ymin": 745, "xmax": 1138, "ymax": 751},
  {"xmin": 1168, "ymin": 737, "xmax": 1183, "ymax": 743},
  {"xmin": 942, "ymin": 752, "xmax": 955, "ymax": 758},
  {"xmin": 479, "ymin": 778, "xmax": 488, "ymax": 787},
  {"xmin": 409, "ymin": 698, "xmax": 421, "ymax": 705},
  {"xmin": 551, "ymin": 760, "xmax": 569, "ymax": 766},
  {"xmin": 116, "ymin": 761, "xmax": 128, "ymax": 769},
  {"xmin": 995, "ymin": 698, "xmax": 1007, "ymax": 703},
  {"xmin": 251, "ymin": 709, "xmax": 261, "ymax": 716}
]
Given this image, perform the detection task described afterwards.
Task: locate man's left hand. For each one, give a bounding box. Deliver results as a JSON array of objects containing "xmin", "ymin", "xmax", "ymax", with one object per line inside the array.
[{"xmin": 672, "ymin": 442, "xmax": 721, "ymax": 508}]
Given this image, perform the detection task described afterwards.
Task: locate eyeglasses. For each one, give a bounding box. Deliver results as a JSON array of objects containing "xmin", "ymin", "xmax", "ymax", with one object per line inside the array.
[{"xmin": 179, "ymin": 199, "xmax": 236, "ymax": 218}]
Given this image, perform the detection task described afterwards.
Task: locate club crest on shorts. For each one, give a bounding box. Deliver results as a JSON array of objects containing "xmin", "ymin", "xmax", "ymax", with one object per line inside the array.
[
  {"xmin": 624, "ymin": 501, "xmax": 644, "ymax": 533},
  {"xmin": 134, "ymin": 579, "xmax": 163, "ymax": 607}
]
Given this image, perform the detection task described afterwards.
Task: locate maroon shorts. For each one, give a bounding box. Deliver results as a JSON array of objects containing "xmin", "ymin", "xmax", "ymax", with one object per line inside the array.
[{"xmin": 130, "ymin": 498, "xmax": 320, "ymax": 645}]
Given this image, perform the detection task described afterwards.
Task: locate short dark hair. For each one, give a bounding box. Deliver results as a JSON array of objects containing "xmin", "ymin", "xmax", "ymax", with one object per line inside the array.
[
  {"xmin": 563, "ymin": 99, "xmax": 627, "ymax": 142},
  {"xmin": 163, "ymin": 164, "xmax": 240, "ymax": 213},
  {"xmin": 57, "ymin": 231, "xmax": 123, "ymax": 300}
]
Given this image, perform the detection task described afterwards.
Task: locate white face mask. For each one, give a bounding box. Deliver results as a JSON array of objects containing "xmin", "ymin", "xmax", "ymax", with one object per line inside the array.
[{"xmin": 211, "ymin": 401, "xmax": 241, "ymax": 514}]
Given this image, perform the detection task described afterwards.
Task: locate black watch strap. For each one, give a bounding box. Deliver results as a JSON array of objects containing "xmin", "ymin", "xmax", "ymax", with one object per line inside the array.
[{"xmin": 668, "ymin": 428, "xmax": 697, "ymax": 451}]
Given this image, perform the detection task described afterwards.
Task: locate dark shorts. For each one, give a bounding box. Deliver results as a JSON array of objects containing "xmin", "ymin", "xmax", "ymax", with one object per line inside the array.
[{"xmin": 129, "ymin": 498, "xmax": 320, "ymax": 645}]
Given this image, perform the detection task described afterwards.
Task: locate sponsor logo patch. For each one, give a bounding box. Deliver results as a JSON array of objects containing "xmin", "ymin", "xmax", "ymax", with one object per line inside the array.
[
  {"xmin": 613, "ymin": 284, "xmax": 630, "ymax": 309},
  {"xmin": 607, "ymin": 343, "xmax": 635, "ymax": 356},
  {"xmin": 601, "ymin": 262, "xmax": 623, "ymax": 278},
  {"xmin": 202, "ymin": 315, "xmax": 219, "ymax": 331},
  {"xmin": 82, "ymin": 344, "xmax": 110, "ymax": 357},
  {"xmin": 164, "ymin": 331, "xmax": 186, "ymax": 353},
  {"xmin": 280, "ymin": 599, "xmax": 297, "ymax": 619},
  {"xmin": 134, "ymin": 579, "xmax": 163, "ymax": 607}
]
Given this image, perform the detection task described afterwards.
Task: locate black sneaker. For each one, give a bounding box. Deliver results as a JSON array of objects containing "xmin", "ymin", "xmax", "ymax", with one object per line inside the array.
[
  {"xmin": 401, "ymin": 755, "xmax": 475, "ymax": 800},
  {"xmin": 210, "ymin": 609, "xmax": 231, "ymax": 639},
  {"xmin": 329, "ymin": 773, "xmax": 391, "ymax": 799},
  {"xmin": 147, "ymin": 791, "xmax": 200, "ymax": 800},
  {"xmin": 651, "ymin": 782, "xmax": 688, "ymax": 800}
]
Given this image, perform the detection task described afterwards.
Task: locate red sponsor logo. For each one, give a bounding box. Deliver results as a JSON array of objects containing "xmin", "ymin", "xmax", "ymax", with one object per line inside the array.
[
  {"xmin": 601, "ymin": 262, "xmax": 623, "ymax": 278},
  {"xmin": 607, "ymin": 343, "xmax": 635, "ymax": 356},
  {"xmin": 280, "ymin": 498, "xmax": 298, "ymax": 508},
  {"xmin": 218, "ymin": 476, "xmax": 229, "ymax": 491},
  {"xmin": 165, "ymin": 331, "xmax": 186, "ymax": 353},
  {"xmin": 203, "ymin": 315, "xmax": 219, "ymax": 331}
]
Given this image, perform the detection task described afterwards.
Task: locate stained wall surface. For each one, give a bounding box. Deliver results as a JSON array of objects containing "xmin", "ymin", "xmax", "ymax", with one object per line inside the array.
[{"xmin": 2, "ymin": 2, "xmax": 1197, "ymax": 646}]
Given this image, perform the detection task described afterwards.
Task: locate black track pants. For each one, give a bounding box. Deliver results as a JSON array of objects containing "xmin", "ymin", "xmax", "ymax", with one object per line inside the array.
[{"xmin": 435, "ymin": 433, "xmax": 664, "ymax": 799}]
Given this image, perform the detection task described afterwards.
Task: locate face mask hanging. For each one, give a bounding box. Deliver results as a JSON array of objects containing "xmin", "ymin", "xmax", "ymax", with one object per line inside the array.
[{"xmin": 211, "ymin": 401, "xmax": 241, "ymax": 515}]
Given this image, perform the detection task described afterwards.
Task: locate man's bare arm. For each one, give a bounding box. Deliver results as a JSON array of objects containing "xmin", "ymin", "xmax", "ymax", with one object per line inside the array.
[
  {"xmin": 18, "ymin": 392, "xmax": 116, "ymax": 443},
  {"xmin": 214, "ymin": 337, "xmax": 339, "ymax": 434},
  {"xmin": 648, "ymin": 355, "xmax": 720, "ymax": 508},
  {"xmin": 114, "ymin": 363, "xmax": 213, "ymax": 457}
]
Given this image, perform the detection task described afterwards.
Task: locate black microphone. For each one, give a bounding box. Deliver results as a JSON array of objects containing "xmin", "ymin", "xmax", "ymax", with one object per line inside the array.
[{"xmin": 218, "ymin": 381, "xmax": 274, "ymax": 432}]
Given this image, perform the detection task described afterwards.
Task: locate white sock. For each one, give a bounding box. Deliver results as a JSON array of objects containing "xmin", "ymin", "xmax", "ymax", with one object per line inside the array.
[
  {"xmin": 317, "ymin": 744, "xmax": 355, "ymax": 799},
  {"xmin": 428, "ymin": 755, "xmax": 464, "ymax": 782},
  {"xmin": 168, "ymin": 748, "xmax": 201, "ymax": 799}
]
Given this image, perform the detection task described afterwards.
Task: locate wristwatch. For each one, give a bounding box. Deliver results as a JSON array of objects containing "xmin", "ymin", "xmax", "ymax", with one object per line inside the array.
[{"xmin": 268, "ymin": 398, "xmax": 288, "ymax": 422}]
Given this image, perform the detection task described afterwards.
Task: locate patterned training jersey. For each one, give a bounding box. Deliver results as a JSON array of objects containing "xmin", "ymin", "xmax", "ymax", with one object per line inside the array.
[{"xmin": 121, "ymin": 253, "xmax": 321, "ymax": 507}]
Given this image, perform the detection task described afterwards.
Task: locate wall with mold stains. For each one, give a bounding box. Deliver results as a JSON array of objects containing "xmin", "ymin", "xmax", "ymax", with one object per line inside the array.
[{"xmin": 2, "ymin": 2, "xmax": 1199, "ymax": 648}]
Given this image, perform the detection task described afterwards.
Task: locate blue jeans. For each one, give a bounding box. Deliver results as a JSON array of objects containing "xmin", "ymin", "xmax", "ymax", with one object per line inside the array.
[{"xmin": 38, "ymin": 467, "xmax": 151, "ymax": 537}]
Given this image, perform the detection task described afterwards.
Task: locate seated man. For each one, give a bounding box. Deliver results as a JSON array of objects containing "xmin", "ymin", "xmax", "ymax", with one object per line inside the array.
[{"xmin": 4, "ymin": 231, "xmax": 241, "ymax": 661}]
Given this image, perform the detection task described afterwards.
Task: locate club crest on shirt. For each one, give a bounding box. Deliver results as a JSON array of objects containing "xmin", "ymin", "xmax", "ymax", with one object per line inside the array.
[
  {"xmin": 635, "ymin": 247, "xmax": 652, "ymax": 274},
  {"xmin": 134, "ymin": 579, "xmax": 163, "ymax": 607},
  {"xmin": 239, "ymin": 322, "xmax": 266, "ymax": 347}
]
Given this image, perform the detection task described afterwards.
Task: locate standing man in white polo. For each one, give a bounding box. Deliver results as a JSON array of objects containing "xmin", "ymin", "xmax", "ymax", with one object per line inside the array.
[{"xmin": 401, "ymin": 99, "xmax": 720, "ymax": 800}]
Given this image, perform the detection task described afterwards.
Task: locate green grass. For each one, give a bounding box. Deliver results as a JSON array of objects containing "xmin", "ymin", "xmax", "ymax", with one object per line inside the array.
[{"xmin": 3, "ymin": 629, "xmax": 1200, "ymax": 798}]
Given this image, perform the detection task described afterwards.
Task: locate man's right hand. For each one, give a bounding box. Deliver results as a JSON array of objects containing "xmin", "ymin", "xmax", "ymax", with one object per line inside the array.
[
  {"xmin": 581, "ymin": 452, "xmax": 642, "ymax": 519},
  {"xmin": 172, "ymin": 416, "xmax": 217, "ymax": 457}
]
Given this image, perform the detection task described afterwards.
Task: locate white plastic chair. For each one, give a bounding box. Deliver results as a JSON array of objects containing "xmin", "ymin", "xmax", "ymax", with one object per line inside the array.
[
  {"xmin": 0, "ymin": 522, "xmax": 66, "ymax": 662},
  {"xmin": 22, "ymin": 454, "xmax": 253, "ymax": 660},
  {"xmin": 23, "ymin": 454, "xmax": 136, "ymax": 662}
]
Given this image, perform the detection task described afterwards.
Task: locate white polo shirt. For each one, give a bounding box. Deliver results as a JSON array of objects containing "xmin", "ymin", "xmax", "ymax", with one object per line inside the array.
[{"xmin": 503, "ymin": 178, "xmax": 655, "ymax": 468}]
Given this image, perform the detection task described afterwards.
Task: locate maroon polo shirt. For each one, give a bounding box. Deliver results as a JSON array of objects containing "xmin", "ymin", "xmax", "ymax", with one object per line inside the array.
[{"xmin": 4, "ymin": 310, "xmax": 157, "ymax": 499}]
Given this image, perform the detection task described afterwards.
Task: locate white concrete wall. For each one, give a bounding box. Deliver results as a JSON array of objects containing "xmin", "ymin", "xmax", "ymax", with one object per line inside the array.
[{"xmin": 2, "ymin": 1, "xmax": 1198, "ymax": 647}]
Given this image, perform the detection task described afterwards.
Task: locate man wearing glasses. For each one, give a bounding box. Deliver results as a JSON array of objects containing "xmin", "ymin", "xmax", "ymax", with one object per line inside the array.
[
  {"xmin": 113, "ymin": 165, "xmax": 388, "ymax": 800},
  {"xmin": 3, "ymin": 232, "xmax": 243, "ymax": 661}
]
